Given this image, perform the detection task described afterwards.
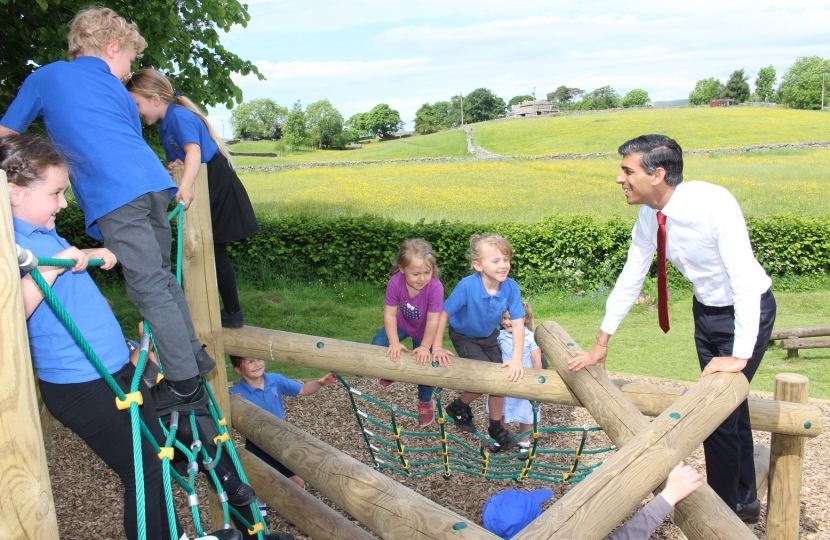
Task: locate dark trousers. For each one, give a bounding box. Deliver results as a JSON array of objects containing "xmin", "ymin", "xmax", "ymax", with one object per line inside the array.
[
  {"xmin": 215, "ymin": 242, "xmax": 241, "ymax": 313},
  {"xmin": 692, "ymin": 289, "xmax": 776, "ymax": 512},
  {"xmin": 40, "ymin": 363, "xmax": 179, "ymax": 540}
]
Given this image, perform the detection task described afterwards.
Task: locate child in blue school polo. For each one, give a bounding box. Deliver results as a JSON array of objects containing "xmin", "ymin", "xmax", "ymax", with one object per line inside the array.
[{"xmin": 0, "ymin": 6, "xmax": 211, "ymax": 414}]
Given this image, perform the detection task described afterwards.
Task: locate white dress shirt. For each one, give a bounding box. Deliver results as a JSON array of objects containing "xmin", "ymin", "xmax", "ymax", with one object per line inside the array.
[{"xmin": 601, "ymin": 181, "xmax": 772, "ymax": 359}]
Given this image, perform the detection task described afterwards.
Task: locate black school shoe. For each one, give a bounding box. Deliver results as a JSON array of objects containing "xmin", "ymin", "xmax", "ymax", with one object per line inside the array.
[
  {"xmin": 221, "ymin": 309, "xmax": 244, "ymax": 328},
  {"xmin": 196, "ymin": 345, "xmax": 217, "ymax": 375},
  {"xmin": 488, "ymin": 420, "xmax": 518, "ymax": 451},
  {"xmin": 445, "ymin": 399, "xmax": 476, "ymax": 433},
  {"xmin": 152, "ymin": 379, "xmax": 209, "ymax": 416},
  {"xmin": 221, "ymin": 472, "xmax": 257, "ymax": 507},
  {"xmin": 737, "ymin": 499, "xmax": 761, "ymax": 524}
]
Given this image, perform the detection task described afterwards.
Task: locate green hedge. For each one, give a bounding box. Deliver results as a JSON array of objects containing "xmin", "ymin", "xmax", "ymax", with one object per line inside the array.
[{"xmin": 55, "ymin": 201, "xmax": 830, "ymax": 292}]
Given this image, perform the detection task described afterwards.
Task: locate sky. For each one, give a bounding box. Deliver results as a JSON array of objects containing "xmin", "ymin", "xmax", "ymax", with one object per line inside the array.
[{"xmin": 204, "ymin": 0, "xmax": 830, "ymax": 135}]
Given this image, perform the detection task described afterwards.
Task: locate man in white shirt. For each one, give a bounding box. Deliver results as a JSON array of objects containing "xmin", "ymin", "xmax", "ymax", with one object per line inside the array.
[{"xmin": 568, "ymin": 134, "xmax": 776, "ymax": 524}]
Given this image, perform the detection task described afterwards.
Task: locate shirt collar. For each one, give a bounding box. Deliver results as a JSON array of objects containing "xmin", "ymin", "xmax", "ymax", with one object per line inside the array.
[
  {"xmin": 476, "ymin": 273, "xmax": 503, "ymax": 298},
  {"xmin": 659, "ymin": 180, "xmax": 686, "ymax": 219},
  {"xmin": 72, "ymin": 55, "xmax": 112, "ymax": 74},
  {"xmin": 13, "ymin": 217, "xmax": 51, "ymax": 237}
]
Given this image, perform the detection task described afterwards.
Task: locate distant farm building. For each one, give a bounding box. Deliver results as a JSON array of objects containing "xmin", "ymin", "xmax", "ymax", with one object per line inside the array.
[
  {"xmin": 507, "ymin": 99, "xmax": 558, "ymax": 118},
  {"xmin": 710, "ymin": 98, "xmax": 735, "ymax": 107}
]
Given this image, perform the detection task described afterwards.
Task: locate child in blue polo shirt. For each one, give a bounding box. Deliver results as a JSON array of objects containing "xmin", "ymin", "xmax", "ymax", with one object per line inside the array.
[
  {"xmin": 2, "ymin": 133, "xmax": 242, "ymax": 540},
  {"xmin": 0, "ymin": 6, "xmax": 211, "ymax": 415},
  {"xmin": 432, "ymin": 233, "xmax": 526, "ymax": 451},
  {"xmin": 126, "ymin": 68, "xmax": 259, "ymax": 329},
  {"xmin": 229, "ymin": 356, "xmax": 337, "ymax": 488}
]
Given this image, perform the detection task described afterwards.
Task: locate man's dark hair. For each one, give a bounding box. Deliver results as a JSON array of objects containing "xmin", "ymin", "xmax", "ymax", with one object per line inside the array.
[{"xmin": 618, "ymin": 134, "xmax": 684, "ymax": 187}]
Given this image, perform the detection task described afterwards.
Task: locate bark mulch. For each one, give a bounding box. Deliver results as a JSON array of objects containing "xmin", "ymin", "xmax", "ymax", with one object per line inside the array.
[{"xmin": 46, "ymin": 376, "xmax": 829, "ymax": 539}]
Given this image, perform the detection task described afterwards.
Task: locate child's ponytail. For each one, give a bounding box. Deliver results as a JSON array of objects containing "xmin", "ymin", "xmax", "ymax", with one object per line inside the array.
[{"xmin": 126, "ymin": 68, "xmax": 234, "ymax": 167}]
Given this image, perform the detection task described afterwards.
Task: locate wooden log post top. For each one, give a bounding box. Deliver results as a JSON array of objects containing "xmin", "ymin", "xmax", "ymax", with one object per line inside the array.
[
  {"xmin": 231, "ymin": 395, "xmax": 498, "ymax": 540},
  {"xmin": 222, "ymin": 325, "xmax": 822, "ymax": 438},
  {"xmin": 0, "ymin": 171, "xmax": 60, "ymax": 537},
  {"xmin": 533, "ymin": 320, "xmax": 757, "ymax": 540}
]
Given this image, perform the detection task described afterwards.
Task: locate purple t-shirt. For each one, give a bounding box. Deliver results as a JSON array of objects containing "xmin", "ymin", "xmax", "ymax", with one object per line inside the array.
[{"xmin": 384, "ymin": 272, "xmax": 444, "ymax": 341}]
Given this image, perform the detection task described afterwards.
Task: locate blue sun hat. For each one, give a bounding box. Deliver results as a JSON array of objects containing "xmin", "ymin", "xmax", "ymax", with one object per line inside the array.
[{"xmin": 482, "ymin": 488, "xmax": 554, "ymax": 539}]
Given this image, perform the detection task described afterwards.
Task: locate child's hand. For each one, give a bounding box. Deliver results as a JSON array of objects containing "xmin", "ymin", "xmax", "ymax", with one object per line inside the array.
[
  {"xmin": 175, "ymin": 186, "xmax": 194, "ymax": 210},
  {"xmin": 501, "ymin": 358, "xmax": 525, "ymax": 382},
  {"xmin": 166, "ymin": 159, "xmax": 184, "ymax": 177},
  {"xmin": 317, "ymin": 372, "xmax": 338, "ymax": 386},
  {"xmin": 661, "ymin": 461, "xmax": 703, "ymax": 507},
  {"xmin": 82, "ymin": 247, "xmax": 117, "ymax": 270},
  {"xmin": 411, "ymin": 345, "xmax": 431, "ymax": 365},
  {"xmin": 386, "ymin": 342, "xmax": 409, "ymax": 362},
  {"xmin": 431, "ymin": 347, "xmax": 454, "ymax": 366},
  {"xmin": 55, "ymin": 246, "xmax": 89, "ymax": 273}
]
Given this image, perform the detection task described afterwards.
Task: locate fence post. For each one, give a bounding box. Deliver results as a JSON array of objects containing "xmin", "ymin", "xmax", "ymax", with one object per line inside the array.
[
  {"xmin": 766, "ymin": 373, "xmax": 808, "ymax": 540},
  {"xmin": 0, "ymin": 171, "xmax": 60, "ymax": 538}
]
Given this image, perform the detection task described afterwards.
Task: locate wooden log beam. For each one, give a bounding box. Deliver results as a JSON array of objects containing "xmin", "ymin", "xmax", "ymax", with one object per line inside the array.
[
  {"xmin": 766, "ymin": 374, "xmax": 809, "ymax": 540},
  {"xmin": 531, "ymin": 321, "xmax": 756, "ymax": 540},
  {"xmin": 769, "ymin": 325, "xmax": 830, "ymax": 341},
  {"xmin": 516, "ymin": 347, "xmax": 749, "ymax": 539},
  {"xmin": 230, "ymin": 395, "xmax": 498, "ymax": 540},
  {"xmin": 237, "ymin": 447, "xmax": 375, "ymax": 540},
  {"xmin": 0, "ymin": 171, "xmax": 60, "ymax": 538},
  {"xmin": 779, "ymin": 337, "xmax": 830, "ymax": 350},
  {"xmin": 222, "ymin": 325, "xmax": 823, "ymax": 438}
]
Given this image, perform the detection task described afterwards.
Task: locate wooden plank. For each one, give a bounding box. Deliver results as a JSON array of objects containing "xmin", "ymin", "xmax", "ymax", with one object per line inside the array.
[
  {"xmin": 238, "ymin": 447, "xmax": 376, "ymax": 540},
  {"xmin": 0, "ymin": 171, "xmax": 60, "ymax": 538},
  {"xmin": 231, "ymin": 395, "xmax": 498, "ymax": 540},
  {"xmin": 767, "ymin": 374, "xmax": 809, "ymax": 540},
  {"xmin": 769, "ymin": 325, "xmax": 830, "ymax": 341},
  {"xmin": 516, "ymin": 347, "xmax": 750, "ymax": 540},
  {"xmin": 527, "ymin": 321, "xmax": 756, "ymax": 540},
  {"xmin": 222, "ymin": 325, "xmax": 824, "ymax": 438},
  {"xmin": 779, "ymin": 337, "xmax": 830, "ymax": 350},
  {"xmin": 754, "ymin": 444, "xmax": 771, "ymax": 507}
]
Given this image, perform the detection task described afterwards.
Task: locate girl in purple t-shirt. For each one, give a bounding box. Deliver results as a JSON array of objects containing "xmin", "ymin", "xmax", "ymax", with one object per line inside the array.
[{"xmin": 371, "ymin": 239, "xmax": 444, "ymax": 427}]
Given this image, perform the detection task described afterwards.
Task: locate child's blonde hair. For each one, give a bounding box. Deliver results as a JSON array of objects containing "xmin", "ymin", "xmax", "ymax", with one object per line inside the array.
[
  {"xmin": 67, "ymin": 7, "xmax": 147, "ymax": 61},
  {"xmin": 522, "ymin": 301, "xmax": 534, "ymax": 331},
  {"xmin": 469, "ymin": 233, "xmax": 513, "ymax": 270},
  {"xmin": 125, "ymin": 68, "xmax": 234, "ymax": 167},
  {"xmin": 391, "ymin": 238, "xmax": 440, "ymax": 279}
]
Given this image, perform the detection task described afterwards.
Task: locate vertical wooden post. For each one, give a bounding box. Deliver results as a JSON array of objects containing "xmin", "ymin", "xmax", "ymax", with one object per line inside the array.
[
  {"xmin": 766, "ymin": 373, "xmax": 808, "ymax": 540},
  {"xmin": 172, "ymin": 164, "xmax": 230, "ymax": 529},
  {"xmin": 0, "ymin": 172, "xmax": 60, "ymax": 538}
]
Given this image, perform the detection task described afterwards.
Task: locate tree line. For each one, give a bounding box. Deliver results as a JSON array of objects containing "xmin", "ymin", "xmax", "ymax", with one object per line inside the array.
[{"xmin": 689, "ymin": 57, "xmax": 830, "ymax": 108}]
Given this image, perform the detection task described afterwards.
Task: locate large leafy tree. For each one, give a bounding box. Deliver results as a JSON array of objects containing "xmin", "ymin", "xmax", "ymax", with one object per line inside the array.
[
  {"xmin": 363, "ymin": 103, "xmax": 403, "ymax": 139},
  {"xmin": 230, "ymin": 98, "xmax": 287, "ymax": 140},
  {"xmin": 688, "ymin": 78, "xmax": 725, "ymax": 105},
  {"xmin": 0, "ymin": 0, "xmax": 262, "ymax": 113},
  {"xmin": 413, "ymin": 103, "xmax": 440, "ymax": 135},
  {"xmin": 283, "ymin": 100, "xmax": 311, "ymax": 149},
  {"xmin": 508, "ymin": 95, "xmax": 534, "ymax": 107},
  {"xmin": 305, "ymin": 99, "xmax": 346, "ymax": 148},
  {"xmin": 578, "ymin": 86, "xmax": 620, "ymax": 110},
  {"xmin": 546, "ymin": 86, "xmax": 584, "ymax": 108},
  {"xmin": 755, "ymin": 65, "xmax": 777, "ymax": 103},
  {"xmin": 722, "ymin": 69, "xmax": 750, "ymax": 103},
  {"xmin": 779, "ymin": 56, "xmax": 830, "ymax": 110},
  {"xmin": 622, "ymin": 89, "xmax": 650, "ymax": 108},
  {"xmin": 455, "ymin": 88, "xmax": 505, "ymax": 124}
]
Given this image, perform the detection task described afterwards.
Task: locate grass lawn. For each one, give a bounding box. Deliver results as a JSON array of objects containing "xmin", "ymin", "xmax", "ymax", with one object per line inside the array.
[
  {"xmin": 229, "ymin": 129, "xmax": 468, "ymax": 166},
  {"xmin": 473, "ymin": 107, "xmax": 830, "ymax": 156},
  {"xmin": 99, "ymin": 279, "xmax": 830, "ymax": 400},
  {"xmin": 240, "ymin": 149, "xmax": 830, "ymax": 223}
]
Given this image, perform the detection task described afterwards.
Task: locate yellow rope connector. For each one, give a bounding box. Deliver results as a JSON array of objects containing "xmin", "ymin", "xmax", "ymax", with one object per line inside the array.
[
  {"xmin": 247, "ymin": 523, "xmax": 265, "ymax": 535},
  {"xmin": 575, "ymin": 452, "xmax": 582, "ymax": 460},
  {"xmin": 437, "ymin": 415, "xmax": 446, "ymax": 424},
  {"xmin": 158, "ymin": 447, "xmax": 175, "ymax": 461},
  {"xmin": 562, "ymin": 472, "xmax": 570, "ymax": 484},
  {"xmin": 156, "ymin": 373, "xmax": 164, "ymax": 384},
  {"xmin": 532, "ymin": 431, "xmax": 540, "ymax": 439},
  {"xmin": 396, "ymin": 445, "xmax": 406, "ymax": 456},
  {"xmin": 213, "ymin": 432, "xmax": 231, "ymax": 445},
  {"xmin": 393, "ymin": 428, "xmax": 401, "ymax": 439},
  {"xmin": 401, "ymin": 459, "xmax": 409, "ymax": 470},
  {"xmin": 217, "ymin": 418, "xmax": 228, "ymax": 427},
  {"xmin": 116, "ymin": 391, "xmax": 144, "ymax": 410}
]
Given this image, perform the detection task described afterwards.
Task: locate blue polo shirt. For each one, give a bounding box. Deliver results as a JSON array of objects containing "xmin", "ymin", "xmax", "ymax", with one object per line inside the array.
[
  {"xmin": 1, "ymin": 57, "xmax": 176, "ymax": 240},
  {"xmin": 444, "ymin": 274, "xmax": 525, "ymax": 338},
  {"xmin": 159, "ymin": 103, "xmax": 220, "ymax": 163},
  {"xmin": 14, "ymin": 218, "xmax": 129, "ymax": 384},
  {"xmin": 229, "ymin": 373, "xmax": 302, "ymax": 420}
]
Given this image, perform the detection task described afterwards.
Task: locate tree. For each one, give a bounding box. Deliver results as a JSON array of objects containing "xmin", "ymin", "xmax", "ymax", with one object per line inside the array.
[
  {"xmin": 230, "ymin": 99, "xmax": 287, "ymax": 140},
  {"xmin": 585, "ymin": 86, "xmax": 621, "ymax": 109},
  {"xmin": 508, "ymin": 95, "xmax": 534, "ymax": 107},
  {"xmin": 344, "ymin": 112, "xmax": 369, "ymax": 142},
  {"xmin": 755, "ymin": 65, "xmax": 777, "ymax": 102},
  {"xmin": 363, "ymin": 104, "xmax": 404, "ymax": 139},
  {"xmin": 722, "ymin": 69, "xmax": 751, "ymax": 103},
  {"xmin": 622, "ymin": 89, "xmax": 650, "ymax": 108},
  {"xmin": 547, "ymin": 86, "xmax": 584, "ymax": 108},
  {"xmin": 457, "ymin": 88, "xmax": 506, "ymax": 123},
  {"xmin": 305, "ymin": 99, "xmax": 346, "ymax": 149},
  {"xmin": 413, "ymin": 103, "xmax": 440, "ymax": 135},
  {"xmin": 688, "ymin": 78, "xmax": 725, "ymax": 105},
  {"xmin": 430, "ymin": 101, "xmax": 454, "ymax": 129},
  {"xmin": 283, "ymin": 100, "xmax": 311, "ymax": 149},
  {"xmin": 0, "ymin": 0, "xmax": 262, "ymax": 113},
  {"xmin": 779, "ymin": 56, "xmax": 830, "ymax": 109}
]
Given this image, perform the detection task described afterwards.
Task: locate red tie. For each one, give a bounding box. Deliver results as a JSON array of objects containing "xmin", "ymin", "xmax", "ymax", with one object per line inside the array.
[{"xmin": 656, "ymin": 211, "xmax": 670, "ymax": 333}]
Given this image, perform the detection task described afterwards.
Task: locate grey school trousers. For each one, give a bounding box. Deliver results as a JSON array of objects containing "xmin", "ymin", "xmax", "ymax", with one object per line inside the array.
[{"xmin": 97, "ymin": 190, "xmax": 200, "ymax": 381}]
